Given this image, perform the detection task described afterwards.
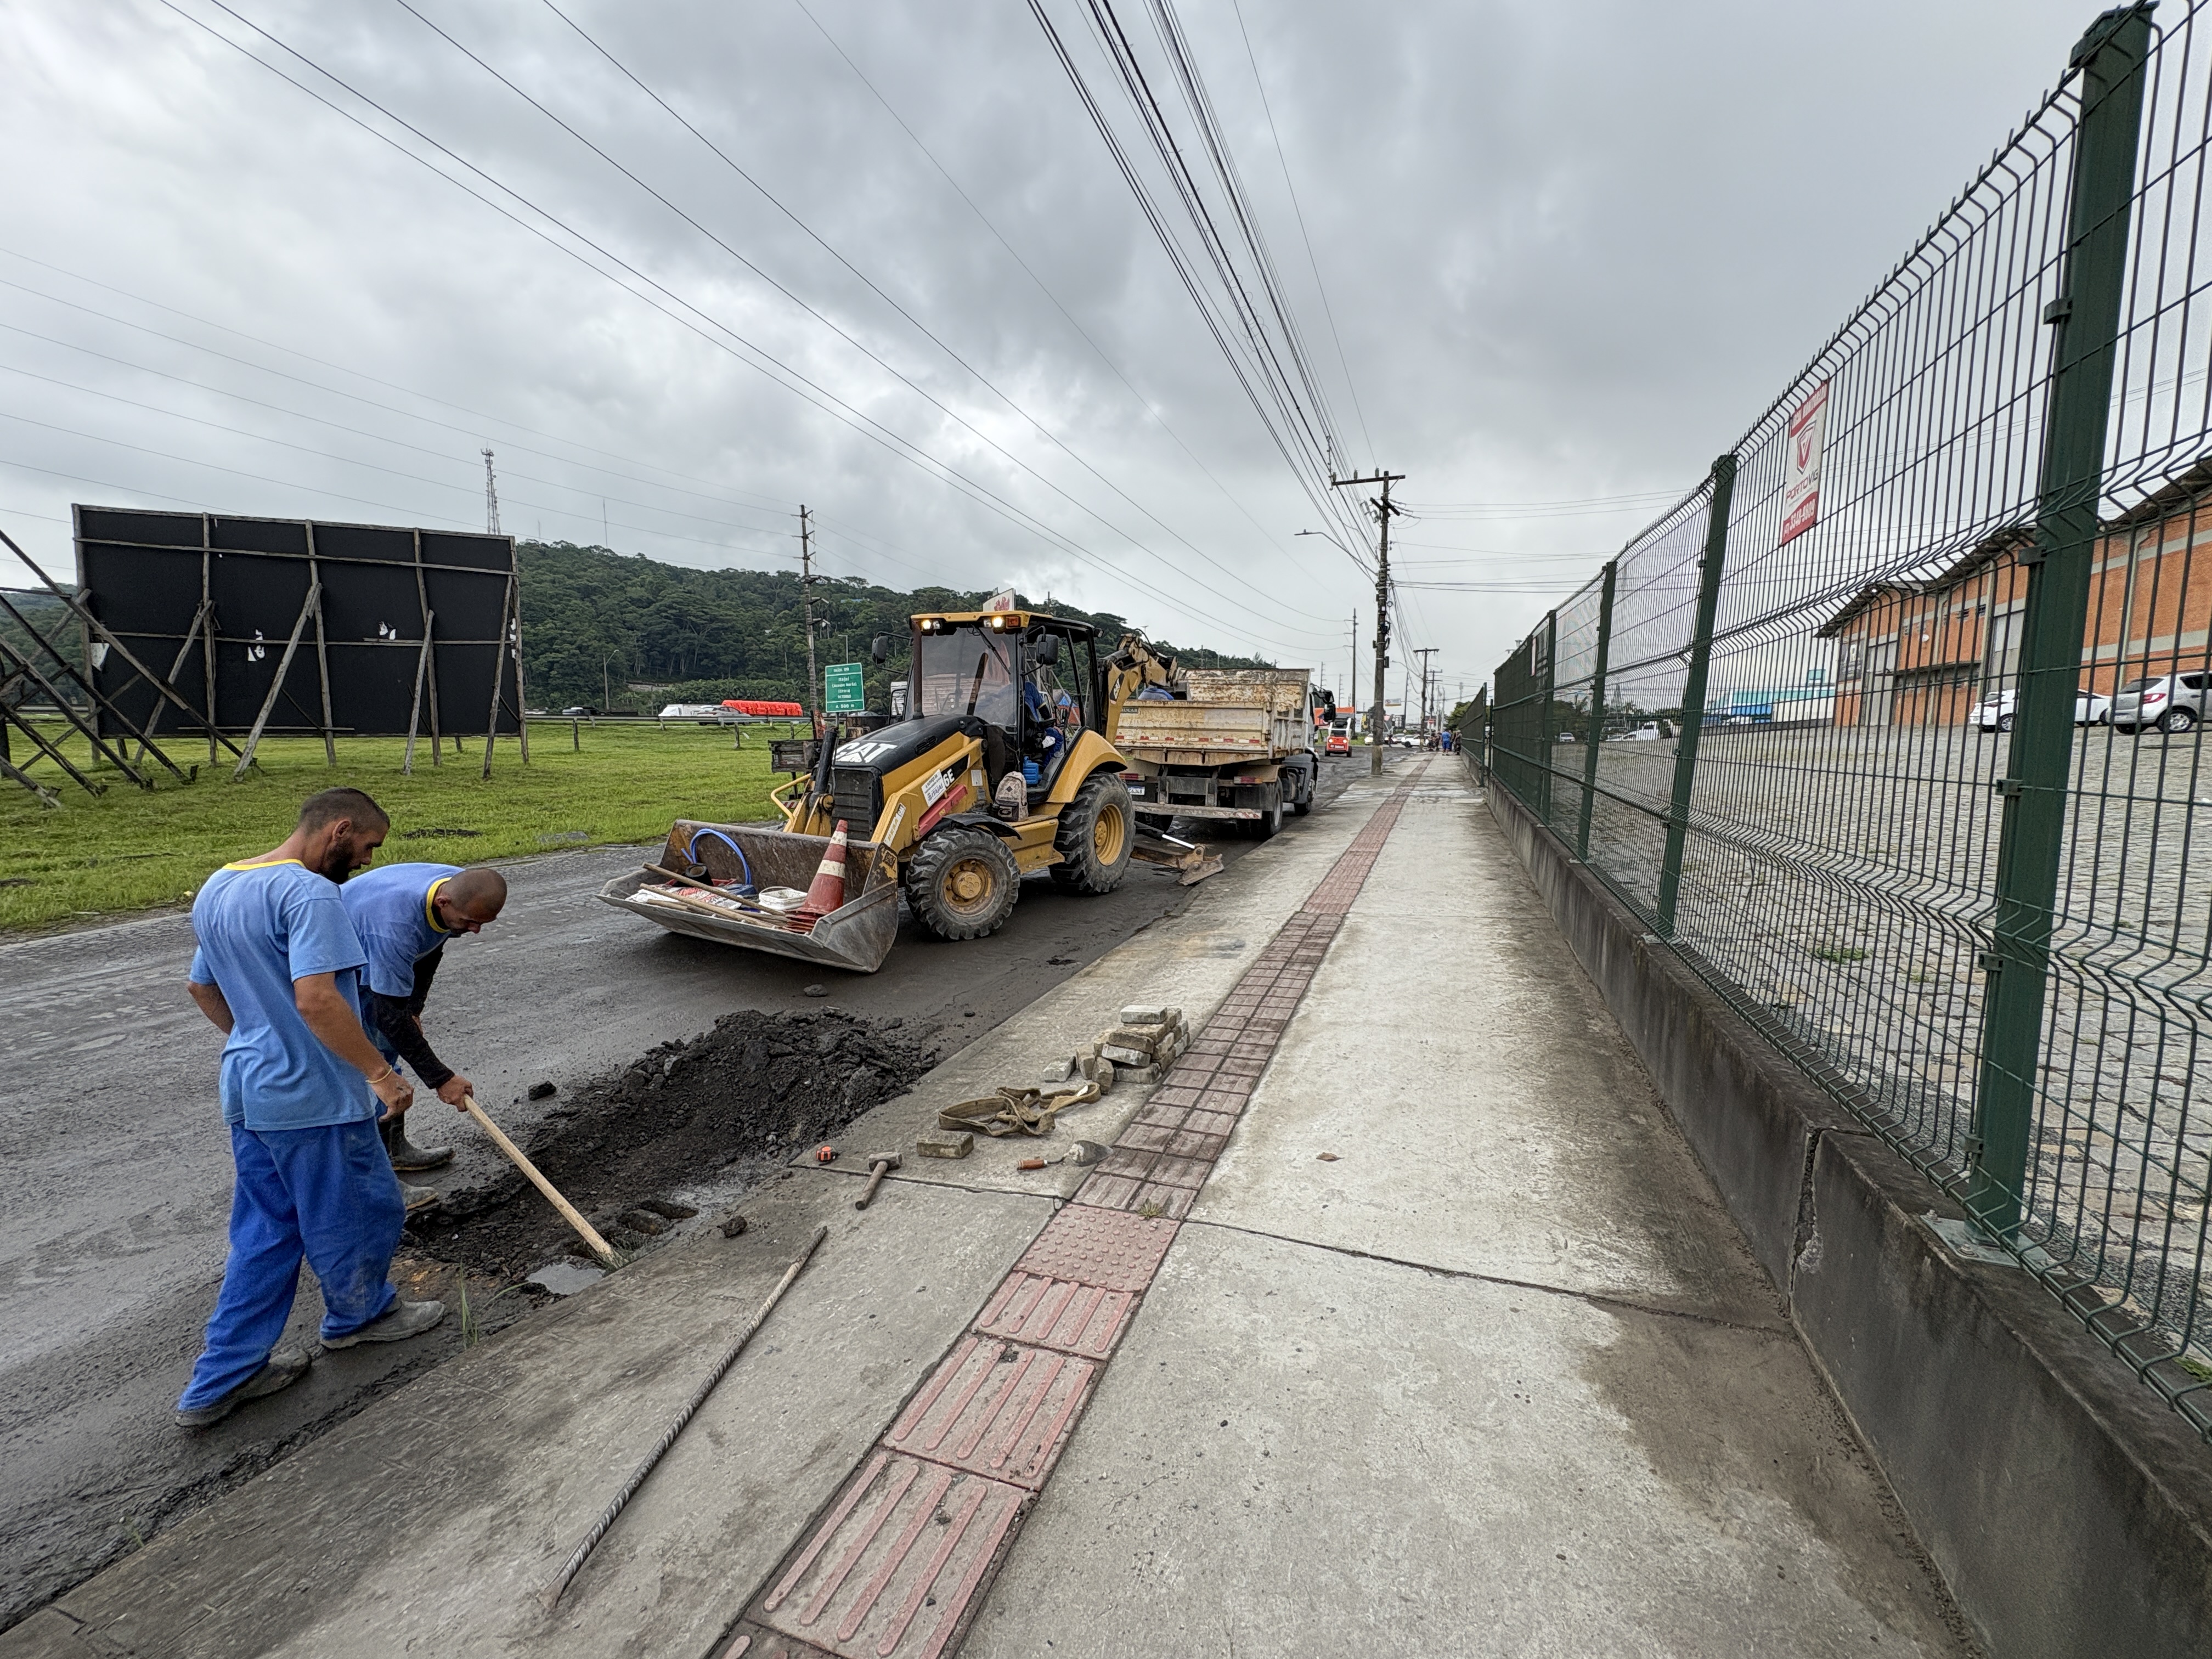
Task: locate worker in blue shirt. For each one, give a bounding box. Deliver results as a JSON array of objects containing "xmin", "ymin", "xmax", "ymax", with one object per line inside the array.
[
  {"xmin": 340, "ymin": 862, "xmax": 508, "ymax": 1173},
  {"xmin": 176, "ymin": 788, "xmax": 446, "ymax": 1430}
]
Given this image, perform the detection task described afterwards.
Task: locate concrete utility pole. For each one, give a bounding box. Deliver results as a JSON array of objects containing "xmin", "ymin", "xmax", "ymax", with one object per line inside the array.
[
  {"xmin": 1348, "ymin": 610, "xmax": 1358, "ymax": 736},
  {"xmin": 799, "ymin": 504, "xmax": 821, "ymax": 736},
  {"xmin": 1417, "ymin": 647, "xmax": 1438, "ymax": 743},
  {"xmin": 1329, "ymin": 470, "xmax": 1403, "ymax": 775}
]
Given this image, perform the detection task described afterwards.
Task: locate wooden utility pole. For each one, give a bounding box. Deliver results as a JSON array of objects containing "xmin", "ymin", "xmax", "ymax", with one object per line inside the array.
[
  {"xmin": 1329, "ymin": 470, "xmax": 1402, "ymax": 775},
  {"xmin": 799, "ymin": 504, "xmax": 821, "ymax": 737}
]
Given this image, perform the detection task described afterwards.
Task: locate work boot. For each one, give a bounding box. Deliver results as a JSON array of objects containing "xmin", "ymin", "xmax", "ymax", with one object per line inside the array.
[
  {"xmin": 173, "ymin": 1347, "xmax": 312, "ymax": 1429},
  {"xmin": 323, "ymin": 1299, "xmax": 447, "ymax": 1350},
  {"xmin": 401, "ymin": 1181, "xmax": 441, "ymax": 1215},
  {"xmin": 381, "ymin": 1113, "xmax": 454, "ymax": 1173}
]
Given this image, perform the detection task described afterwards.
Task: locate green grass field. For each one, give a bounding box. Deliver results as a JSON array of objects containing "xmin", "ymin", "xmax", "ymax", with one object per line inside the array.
[{"xmin": 0, "ymin": 719, "xmax": 796, "ymax": 933}]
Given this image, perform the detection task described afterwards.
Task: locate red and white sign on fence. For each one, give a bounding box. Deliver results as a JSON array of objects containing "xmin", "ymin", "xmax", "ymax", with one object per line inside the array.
[{"xmin": 1780, "ymin": 380, "xmax": 1830, "ymax": 545}]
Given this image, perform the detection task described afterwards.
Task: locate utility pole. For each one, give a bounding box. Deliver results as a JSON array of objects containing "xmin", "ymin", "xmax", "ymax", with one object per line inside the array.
[
  {"xmin": 1329, "ymin": 470, "xmax": 1403, "ymax": 775},
  {"xmin": 1348, "ymin": 610, "xmax": 1358, "ymax": 737},
  {"xmin": 1416, "ymin": 647, "xmax": 1438, "ymax": 746},
  {"xmin": 482, "ymin": 448, "xmax": 501, "ymax": 534},
  {"xmin": 799, "ymin": 504, "xmax": 821, "ymax": 736}
]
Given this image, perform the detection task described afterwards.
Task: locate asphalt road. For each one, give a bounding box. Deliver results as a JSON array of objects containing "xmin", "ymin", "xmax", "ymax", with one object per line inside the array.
[{"xmin": 0, "ymin": 759, "xmax": 1366, "ymax": 1632}]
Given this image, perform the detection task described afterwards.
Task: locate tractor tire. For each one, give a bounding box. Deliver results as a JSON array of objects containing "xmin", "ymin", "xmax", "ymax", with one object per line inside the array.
[
  {"xmin": 1050, "ymin": 771, "xmax": 1136, "ymax": 893},
  {"xmin": 1250, "ymin": 783, "xmax": 1284, "ymax": 840},
  {"xmin": 905, "ymin": 827, "xmax": 1020, "ymax": 941}
]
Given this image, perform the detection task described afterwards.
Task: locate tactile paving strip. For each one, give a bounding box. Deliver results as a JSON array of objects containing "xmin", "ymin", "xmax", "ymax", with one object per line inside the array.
[
  {"xmin": 977, "ymin": 1271, "xmax": 1137, "ymax": 1358},
  {"xmin": 737, "ymin": 764, "xmax": 1432, "ymax": 1657},
  {"xmin": 882, "ymin": 1335, "xmax": 1098, "ymax": 1488},
  {"xmin": 1008, "ymin": 1199, "xmax": 1180, "ymax": 1291},
  {"xmin": 755, "ymin": 1453, "xmax": 1026, "ymax": 1659}
]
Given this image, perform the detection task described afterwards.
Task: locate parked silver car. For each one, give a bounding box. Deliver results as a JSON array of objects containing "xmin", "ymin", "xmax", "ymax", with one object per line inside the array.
[{"xmin": 2111, "ymin": 672, "xmax": 2211, "ymax": 735}]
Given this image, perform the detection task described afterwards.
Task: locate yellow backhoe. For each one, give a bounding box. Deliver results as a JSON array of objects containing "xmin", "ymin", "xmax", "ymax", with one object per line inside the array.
[{"xmin": 599, "ymin": 609, "xmax": 1189, "ymax": 972}]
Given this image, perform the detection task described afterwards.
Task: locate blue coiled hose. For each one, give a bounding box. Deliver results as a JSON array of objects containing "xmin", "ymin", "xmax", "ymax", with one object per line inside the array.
[{"xmin": 686, "ymin": 827, "xmax": 755, "ymax": 894}]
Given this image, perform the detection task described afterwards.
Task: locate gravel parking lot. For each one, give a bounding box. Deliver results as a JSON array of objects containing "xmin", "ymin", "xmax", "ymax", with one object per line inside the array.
[{"xmin": 1519, "ymin": 721, "xmax": 2212, "ymax": 1355}]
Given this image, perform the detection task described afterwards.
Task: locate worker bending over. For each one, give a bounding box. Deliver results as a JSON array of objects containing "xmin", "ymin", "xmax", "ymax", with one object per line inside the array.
[
  {"xmin": 340, "ymin": 862, "xmax": 507, "ymax": 1175},
  {"xmin": 176, "ymin": 788, "xmax": 445, "ymax": 1430}
]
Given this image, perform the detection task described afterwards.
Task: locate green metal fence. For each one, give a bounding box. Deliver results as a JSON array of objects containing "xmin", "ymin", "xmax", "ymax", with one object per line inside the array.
[{"xmin": 1487, "ymin": 2, "xmax": 2212, "ymax": 1438}]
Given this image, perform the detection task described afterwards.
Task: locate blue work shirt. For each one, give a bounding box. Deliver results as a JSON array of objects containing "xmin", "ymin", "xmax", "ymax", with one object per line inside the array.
[
  {"xmin": 339, "ymin": 862, "xmax": 461, "ymax": 998},
  {"xmin": 188, "ymin": 859, "xmax": 375, "ymax": 1132}
]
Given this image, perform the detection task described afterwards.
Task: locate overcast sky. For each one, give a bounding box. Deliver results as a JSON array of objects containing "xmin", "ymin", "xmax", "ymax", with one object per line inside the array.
[{"xmin": 0, "ymin": 0, "xmax": 2106, "ymax": 705}]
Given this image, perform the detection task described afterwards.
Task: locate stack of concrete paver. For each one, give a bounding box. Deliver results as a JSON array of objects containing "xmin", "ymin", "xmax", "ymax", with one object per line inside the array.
[{"xmin": 1047, "ymin": 1003, "xmax": 1188, "ymax": 1090}]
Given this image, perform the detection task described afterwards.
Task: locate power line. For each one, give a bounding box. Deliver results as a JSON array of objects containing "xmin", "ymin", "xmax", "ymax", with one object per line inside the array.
[
  {"xmin": 1026, "ymin": 0, "xmax": 1372, "ymax": 562},
  {"xmin": 787, "ymin": 0, "xmax": 1340, "ymax": 594},
  {"xmin": 157, "ymin": 0, "xmax": 1335, "ymax": 659},
  {"xmin": 531, "ymin": 0, "xmax": 1340, "ymax": 631},
  {"xmin": 1228, "ymin": 0, "xmax": 1372, "ymax": 469}
]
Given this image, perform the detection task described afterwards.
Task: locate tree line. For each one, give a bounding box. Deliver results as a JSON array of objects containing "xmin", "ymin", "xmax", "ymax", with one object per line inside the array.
[{"xmin": 514, "ymin": 540, "xmax": 1282, "ymax": 713}]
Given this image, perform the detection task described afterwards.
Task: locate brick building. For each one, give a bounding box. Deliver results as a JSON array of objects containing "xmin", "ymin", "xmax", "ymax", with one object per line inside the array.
[{"xmin": 1820, "ymin": 467, "xmax": 2212, "ymax": 726}]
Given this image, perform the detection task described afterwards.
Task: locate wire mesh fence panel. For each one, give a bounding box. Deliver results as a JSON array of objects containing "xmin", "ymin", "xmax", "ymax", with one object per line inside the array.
[{"xmin": 1483, "ymin": 2, "xmax": 2212, "ymax": 1437}]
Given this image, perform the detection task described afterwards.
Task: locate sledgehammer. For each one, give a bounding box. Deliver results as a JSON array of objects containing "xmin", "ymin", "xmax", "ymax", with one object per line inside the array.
[{"xmin": 854, "ymin": 1152, "xmax": 901, "ymax": 1210}]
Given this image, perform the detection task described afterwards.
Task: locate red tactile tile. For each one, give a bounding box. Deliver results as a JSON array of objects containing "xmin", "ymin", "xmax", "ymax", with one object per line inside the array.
[
  {"xmin": 977, "ymin": 1271, "xmax": 1138, "ymax": 1359},
  {"xmin": 757, "ymin": 1453, "xmax": 1027, "ymax": 1658},
  {"xmin": 1075, "ymin": 1170, "xmax": 1200, "ymax": 1218},
  {"xmin": 881, "ymin": 1336, "xmax": 1099, "ymax": 1489},
  {"xmin": 715, "ymin": 1622, "xmax": 836, "ymax": 1658},
  {"xmin": 1010, "ymin": 1201, "xmax": 1180, "ymax": 1291},
  {"xmin": 1113, "ymin": 1121, "xmax": 1229, "ymax": 1161},
  {"xmin": 1093, "ymin": 1147, "xmax": 1210, "ymax": 1190}
]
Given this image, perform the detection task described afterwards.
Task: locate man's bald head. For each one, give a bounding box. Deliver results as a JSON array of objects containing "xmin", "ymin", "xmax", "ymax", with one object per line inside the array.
[{"xmin": 435, "ymin": 867, "xmax": 507, "ymax": 934}]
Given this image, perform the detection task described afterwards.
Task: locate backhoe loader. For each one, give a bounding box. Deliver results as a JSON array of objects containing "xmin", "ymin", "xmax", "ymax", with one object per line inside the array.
[{"xmin": 599, "ymin": 609, "xmax": 1188, "ymax": 972}]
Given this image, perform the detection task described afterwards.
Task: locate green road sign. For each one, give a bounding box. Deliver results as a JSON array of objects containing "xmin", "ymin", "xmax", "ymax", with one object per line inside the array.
[{"xmin": 823, "ymin": 661, "xmax": 866, "ymax": 714}]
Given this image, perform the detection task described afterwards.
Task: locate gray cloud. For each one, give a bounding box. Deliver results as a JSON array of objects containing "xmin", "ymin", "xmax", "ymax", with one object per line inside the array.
[{"xmin": 0, "ymin": 0, "xmax": 2100, "ymax": 698}]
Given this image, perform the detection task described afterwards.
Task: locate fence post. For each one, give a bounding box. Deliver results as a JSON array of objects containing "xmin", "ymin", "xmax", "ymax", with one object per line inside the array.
[
  {"xmin": 1536, "ymin": 610, "xmax": 1557, "ymax": 824},
  {"xmin": 1656, "ymin": 455, "xmax": 1739, "ymax": 935},
  {"xmin": 1968, "ymin": 5, "xmax": 2152, "ymax": 1241},
  {"xmin": 1578, "ymin": 560, "xmax": 1617, "ymax": 859}
]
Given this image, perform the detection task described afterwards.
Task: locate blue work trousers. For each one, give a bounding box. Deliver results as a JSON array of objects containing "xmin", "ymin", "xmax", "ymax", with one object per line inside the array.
[{"xmin": 177, "ymin": 1118, "xmax": 405, "ymax": 1410}]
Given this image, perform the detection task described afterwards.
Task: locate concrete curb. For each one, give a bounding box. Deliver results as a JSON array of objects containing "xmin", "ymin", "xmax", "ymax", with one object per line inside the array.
[{"xmin": 1485, "ymin": 780, "xmax": 2212, "ymax": 1659}]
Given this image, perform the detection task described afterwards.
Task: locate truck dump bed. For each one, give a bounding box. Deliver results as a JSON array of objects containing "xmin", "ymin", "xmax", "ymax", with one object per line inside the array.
[{"xmin": 1114, "ymin": 668, "xmax": 1313, "ymax": 766}]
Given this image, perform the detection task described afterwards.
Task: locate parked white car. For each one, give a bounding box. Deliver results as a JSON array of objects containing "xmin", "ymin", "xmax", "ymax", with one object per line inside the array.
[
  {"xmin": 1613, "ymin": 720, "xmax": 1674, "ymax": 742},
  {"xmin": 1970, "ymin": 689, "xmax": 2111, "ymax": 732}
]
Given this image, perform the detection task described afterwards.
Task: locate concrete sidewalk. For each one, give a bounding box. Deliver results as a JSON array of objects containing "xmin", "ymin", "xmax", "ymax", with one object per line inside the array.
[{"xmin": 2, "ymin": 760, "xmax": 1973, "ymax": 1657}]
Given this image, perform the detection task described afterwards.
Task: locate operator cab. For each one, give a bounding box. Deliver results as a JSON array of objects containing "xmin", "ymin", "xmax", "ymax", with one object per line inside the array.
[{"xmin": 910, "ymin": 612, "xmax": 1103, "ymax": 803}]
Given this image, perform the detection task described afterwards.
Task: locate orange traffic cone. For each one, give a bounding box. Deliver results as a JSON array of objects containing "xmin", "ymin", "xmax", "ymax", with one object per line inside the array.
[{"xmin": 792, "ymin": 820, "xmax": 851, "ymax": 929}]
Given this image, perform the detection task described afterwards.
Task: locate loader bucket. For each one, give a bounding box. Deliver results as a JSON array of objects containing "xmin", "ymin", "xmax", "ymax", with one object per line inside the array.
[{"xmin": 597, "ymin": 819, "xmax": 901, "ymax": 974}]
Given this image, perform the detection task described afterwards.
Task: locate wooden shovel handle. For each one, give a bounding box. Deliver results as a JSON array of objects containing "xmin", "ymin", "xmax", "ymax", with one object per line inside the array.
[{"xmin": 462, "ymin": 1096, "xmax": 620, "ymax": 1267}]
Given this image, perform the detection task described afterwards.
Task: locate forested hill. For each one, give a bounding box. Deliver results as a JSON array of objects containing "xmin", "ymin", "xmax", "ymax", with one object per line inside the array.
[{"xmin": 515, "ymin": 539, "xmax": 1279, "ymax": 712}]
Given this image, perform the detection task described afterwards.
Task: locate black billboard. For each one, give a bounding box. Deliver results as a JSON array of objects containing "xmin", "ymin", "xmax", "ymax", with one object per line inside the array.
[{"xmin": 73, "ymin": 506, "xmax": 523, "ymax": 741}]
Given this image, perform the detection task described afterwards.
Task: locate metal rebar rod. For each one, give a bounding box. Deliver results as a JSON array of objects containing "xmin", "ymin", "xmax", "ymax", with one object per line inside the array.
[{"xmin": 541, "ymin": 1223, "xmax": 830, "ymax": 1609}]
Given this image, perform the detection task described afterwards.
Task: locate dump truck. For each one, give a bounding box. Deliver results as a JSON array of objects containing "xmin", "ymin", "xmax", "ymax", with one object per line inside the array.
[
  {"xmin": 601, "ymin": 609, "xmax": 1201, "ymax": 972},
  {"xmin": 1113, "ymin": 664, "xmax": 1329, "ymax": 838}
]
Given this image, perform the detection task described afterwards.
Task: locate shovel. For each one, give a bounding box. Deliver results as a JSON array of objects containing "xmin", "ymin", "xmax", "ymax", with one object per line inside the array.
[{"xmin": 462, "ymin": 1095, "xmax": 621, "ymax": 1269}]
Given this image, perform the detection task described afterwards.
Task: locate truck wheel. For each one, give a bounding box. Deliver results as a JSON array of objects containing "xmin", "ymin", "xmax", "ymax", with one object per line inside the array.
[
  {"xmin": 1290, "ymin": 760, "xmax": 1314, "ymax": 816},
  {"xmin": 1051, "ymin": 772, "xmax": 1135, "ymax": 893},
  {"xmin": 905, "ymin": 828, "xmax": 1020, "ymax": 941},
  {"xmin": 1251, "ymin": 783, "xmax": 1284, "ymax": 840}
]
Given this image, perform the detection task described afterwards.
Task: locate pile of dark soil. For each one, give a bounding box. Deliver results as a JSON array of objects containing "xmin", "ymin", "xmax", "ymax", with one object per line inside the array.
[{"xmin": 407, "ymin": 1008, "xmax": 928, "ymax": 1278}]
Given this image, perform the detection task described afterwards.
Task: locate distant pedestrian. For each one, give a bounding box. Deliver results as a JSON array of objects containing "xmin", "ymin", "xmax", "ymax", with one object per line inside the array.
[
  {"xmin": 340, "ymin": 862, "xmax": 508, "ymax": 1174},
  {"xmin": 175, "ymin": 788, "xmax": 445, "ymax": 1430}
]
